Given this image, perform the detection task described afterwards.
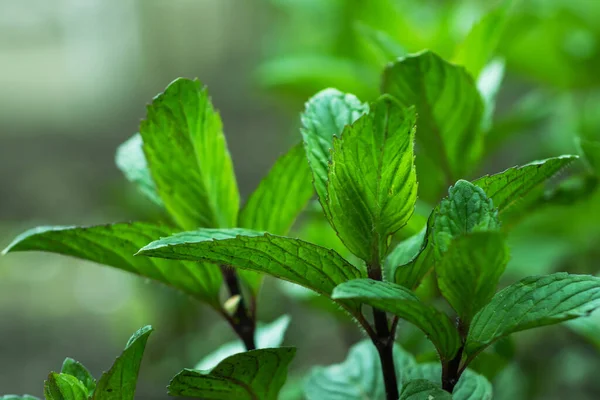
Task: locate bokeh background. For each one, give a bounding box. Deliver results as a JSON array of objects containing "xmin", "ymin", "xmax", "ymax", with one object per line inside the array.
[{"xmin": 1, "ymin": 0, "xmax": 599, "ymax": 399}]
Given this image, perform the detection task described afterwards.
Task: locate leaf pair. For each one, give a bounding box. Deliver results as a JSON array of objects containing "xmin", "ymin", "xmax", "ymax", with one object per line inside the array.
[
  {"xmin": 4, "ymin": 78, "xmax": 314, "ymax": 308},
  {"xmin": 4, "ymin": 327, "xmax": 153, "ymax": 400}
]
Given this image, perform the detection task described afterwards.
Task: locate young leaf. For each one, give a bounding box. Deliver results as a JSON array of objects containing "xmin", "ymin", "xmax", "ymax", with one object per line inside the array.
[
  {"xmin": 239, "ymin": 143, "xmax": 313, "ymax": 235},
  {"xmin": 465, "ymin": 273, "xmax": 600, "ymax": 358},
  {"xmin": 325, "ymin": 98, "xmax": 418, "ymax": 263},
  {"xmin": 384, "ymin": 227, "xmax": 426, "ymax": 281},
  {"xmin": 195, "ymin": 314, "xmax": 291, "ymax": 370},
  {"xmin": 61, "ymin": 358, "xmax": 96, "ymax": 395},
  {"xmin": 2, "ymin": 223, "xmax": 223, "ymax": 308},
  {"xmin": 140, "ymin": 78, "xmax": 239, "ymax": 230},
  {"xmin": 472, "ymin": 155, "xmax": 578, "ymax": 214},
  {"xmin": 332, "ymin": 279, "xmax": 461, "ymax": 361},
  {"xmin": 115, "ymin": 133, "xmax": 163, "ymax": 207},
  {"xmin": 382, "ymin": 51, "xmax": 484, "ymax": 183},
  {"xmin": 300, "ymin": 88, "xmax": 368, "ymax": 217},
  {"xmin": 44, "ymin": 373, "xmax": 89, "ymax": 400},
  {"xmin": 453, "ymin": 0, "xmax": 514, "ymax": 79},
  {"xmin": 394, "ymin": 180, "xmax": 500, "ymax": 289},
  {"xmin": 93, "ymin": 326, "xmax": 153, "ymax": 400},
  {"xmin": 168, "ymin": 348, "xmax": 296, "ymax": 400},
  {"xmin": 399, "ymin": 380, "xmax": 451, "ymax": 400},
  {"xmin": 436, "ymin": 232, "xmax": 510, "ymax": 324},
  {"xmin": 137, "ymin": 229, "xmax": 365, "ymax": 312}
]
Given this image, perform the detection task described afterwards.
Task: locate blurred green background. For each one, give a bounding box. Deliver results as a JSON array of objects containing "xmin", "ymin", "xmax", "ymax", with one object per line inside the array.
[{"xmin": 1, "ymin": 0, "xmax": 599, "ymax": 399}]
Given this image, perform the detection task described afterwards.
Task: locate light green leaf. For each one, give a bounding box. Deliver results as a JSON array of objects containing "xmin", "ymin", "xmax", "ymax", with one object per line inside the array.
[
  {"xmin": 567, "ymin": 308, "xmax": 600, "ymax": 350},
  {"xmin": 304, "ymin": 340, "xmax": 490, "ymax": 400},
  {"xmin": 472, "ymin": 155, "xmax": 578, "ymax": 215},
  {"xmin": 453, "ymin": 1, "xmax": 514, "ymax": 79},
  {"xmin": 382, "ymin": 51, "xmax": 484, "ymax": 183},
  {"xmin": 61, "ymin": 358, "xmax": 96, "ymax": 395},
  {"xmin": 385, "ymin": 227, "xmax": 426, "ymax": 281},
  {"xmin": 325, "ymin": 98, "xmax": 418, "ymax": 263},
  {"xmin": 239, "ymin": 143, "xmax": 313, "ymax": 235},
  {"xmin": 137, "ymin": 229, "xmax": 365, "ymax": 312},
  {"xmin": 399, "ymin": 380, "xmax": 451, "ymax": 400},
  {"xmin": 436, "ymin": 232, "xmax": 509, "ymax": 324},
  {"xmin": 578, "ymin": 138, "xmax": 600, "ymax": 175},
  {"xmin": 355, "ymin": 22, "xmax": 406, "ymax": 64},
  {"xmin": 395, "ymin": 180, "xmax": 500, "ymax": 289},
  {"xmin": 466, "ymin": 273, "xmax": 600, "ymax": 357},
  {"xmin": 300, "ymin": 88, "xmax": 369, "ymax": 217},
  {"xmin": 169, "ymin": 348, "xmax": 296, "ymax": 400},
  {"xmin": 332, "ymin": 279, "xmax": 460, "ymax": 361},
  {"xmin": 195, "ymin": 315, "xmax": 292, "ymax": 370},
  {"xmin": 93, "ymin": 326, "xmax": 153, "ymax": 400},
  {"xmin": 0, "ymin": 396, "xmax": 41, "ymax": 400},
  {"xmin": 477, "ymin": 59, "xmax": 505, "ymax": 132},
  {"xmin": 115, "ymin": 133, "xmax": 163, "ymax": 207},
  {"xmin": 44, "ymin": 374, "xmax": 88, "ymax": 400},
  {"xmin": 2, "ymin": 223, "xmax": 223, "ymax": 308},
  {"xmin": 140, "ymin": 78, "xmax": 239, "ymax": 230}
]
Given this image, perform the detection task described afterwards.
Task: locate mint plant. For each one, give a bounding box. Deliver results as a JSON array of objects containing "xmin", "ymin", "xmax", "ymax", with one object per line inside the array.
[
  {"xmin": 1, "ymin": 326, "xmax": 153, "ymax": 400},
  {"xmin": 4, "ymin": 42, "xmax": 600, "ymax": 399}
]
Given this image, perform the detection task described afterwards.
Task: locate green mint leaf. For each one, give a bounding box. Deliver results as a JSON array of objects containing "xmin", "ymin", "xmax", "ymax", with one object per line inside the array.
[
  {"xmin": 394, "ymin": 180, "xmax": 500, "ymax": 289},
  {"xmin": 453, "ymin": 1, "xmax": 514, "ymax": 79},
  {"xmin": 304, "ymin": 340, "xmax": 490, "ymax": 400},
  {"xmin": 239, "ymin": 143, "xmax": 313, "ymax": 235},
  {"xmin": 399, "ymin": 380, "xmax": 451, "ymax": 400},
  {"xmin": 61, "ymin": 358, "xmax": 96, "ymax": 395},
  {"xmin": 137, "ymin": 229, "xmax": 365, "ymax": 312},
  {"xmin": 577, "ymin": 137, "xmax": 600, "ymax": 175},
  {"xmin": 384, "ymin": 227, "xmax": 426, "ymax": 281},
  {"xmin": 436, "ymin": 232, "xmax": 509, "ymax": 324},
  {"xmin": 472, "ymin": 155, "xmax": 578, "ymax": 215},
  {"xmin": 168, "ymin": 348, "xmax": 296, "ymax": 400},
  {"xmin": 300, "ymin": 88, "xmax": 369, "ymax": 218},
  {"xmin": 3, "ymin": 224, "xmax": 223, "ymax": 308},
  {"xmin": 140, "ymin": 78, "xmax": 239, "ymax": 230},
  {"xmin": 466, "ymin": 273, "xmax": 600, "ymax": 358},
  {"xmin": 0, "ymin": 396, "xmax": 41, "ymax": 400},
  {"xmin": 44, "ymin": 373, "xmax": 89, "ymax": 400},
  {"xmin": 195, "ymin": 315, "xmax": 291, "ymax": 370},
  {"xmin": 325, "ymin": 97, "xmax": 418, "ymax": 263},
  {"xmin": 115, "ymin": 133, "xmax": 164, "ymax": 207},
  {"xmin": 332, "ymin": 279, "xmax": 460, "ymax": 361},
  {"xmin": 355, "ymin": 23, "xmax": 406, "ymax": 64},
  {"xmin": 477, "ymin": 59, "xmax": 505, "ymax": 132},
  {"xmin": 93, "ymin": 326, "xmax": 153, "ymax": 400},
  {"xmin": 382, "ymin": 51, "xmax": 484, "ymax": 183}
]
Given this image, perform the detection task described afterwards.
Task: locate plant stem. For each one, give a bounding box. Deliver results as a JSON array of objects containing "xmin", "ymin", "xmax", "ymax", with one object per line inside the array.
[
  {"xmin": 442, "ymin": 343, "xmax": 464, "ymax": 392},
  {"xmin": 368, "ymin": 263, "xmax": 399, "ymax": 400},
  {"xmin": 220, "ymin": 265, "xmax": 256, "ymax": 350}
]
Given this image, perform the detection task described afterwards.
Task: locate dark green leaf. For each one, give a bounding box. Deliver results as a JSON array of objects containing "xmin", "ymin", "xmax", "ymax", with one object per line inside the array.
[
  {"xmin": 399, "ymin": 380, "xmax": 451, "ymax": 400},
  {"xmin": 2, "ymin": 223, "xmax": 223, "ymax": 308},
  {"xmin": 115, "ymin": 133, "xmax": 163, "ymax": 207},
  {"xmin": 61, "ymin": 358, "xmax": 96, "ymax": 395},
  {"xmin": 466, "ymin": 273, "xmax": 600, "ymax": 357},
  {"xmin": 382, "ymin": 51, "xmax": 484, "ymax": 183},
  {"xmin": 44, "ymin": 374, "xmax": 88, "ymax": 400},
  {"xmin": 239, "ymin": 143, "xmax": 313, "ymax": 235},
  {"xmin": 332, "ymin": 279, "xmax": 460, "ymax": 361},
  {"xmin": 140, "ymin": 78, "xmax": 239, "ymax": 230},
  {"xmin": 326, "ymin": 98, "xmax": 418, "ymax": 262},
  {"xmin": 436, "ymin": 232, "xmax": 509, "ymax": 324},
  {"xmin": 195, "ymin": 315, "xmax": 291, "ymax": 370},
  {"xmin": 93, "ymin": 326, "xmax": 153, "ymax": 400},
  {"xmin": 300, "ymin": 88, "xmax": 369, "ymax": 218},
  {"xmin": 168, "ymin": 348, "xmax": 296, "ymax": 400},
  {"xmin": 395, "ymin": 180, "xmax": 500, "ymax": 289},
  {"xmin": 137, "ymin": 229, "xmax": 365, "ymax": 312},
  {"xmin": 472, "ymin": 155, "xmax": 578, "ymax": 214}
]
